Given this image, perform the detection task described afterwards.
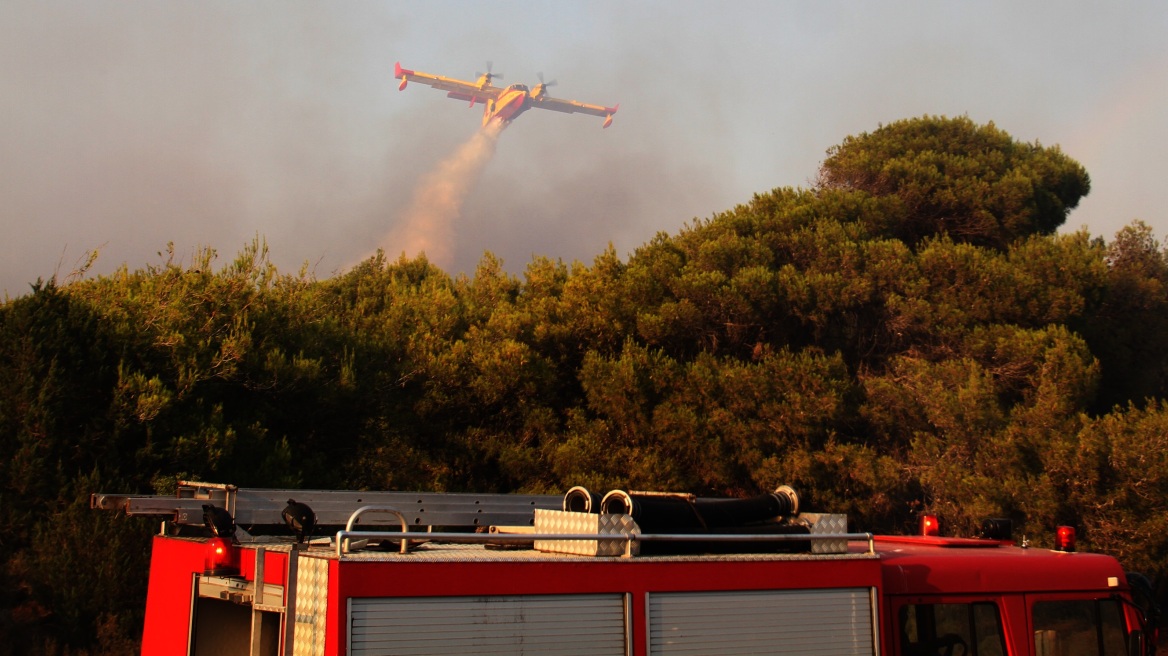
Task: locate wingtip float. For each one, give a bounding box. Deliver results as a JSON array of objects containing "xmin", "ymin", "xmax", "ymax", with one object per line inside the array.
[{"xmin": 394, "ymin": 61, "xmax": 618, "ymax": 129}]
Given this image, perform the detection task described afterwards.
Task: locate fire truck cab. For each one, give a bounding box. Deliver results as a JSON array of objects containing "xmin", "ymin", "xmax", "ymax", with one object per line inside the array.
[{"xmin": 93, "ymin": 482, "xmax": 1156, "ymax": 656}]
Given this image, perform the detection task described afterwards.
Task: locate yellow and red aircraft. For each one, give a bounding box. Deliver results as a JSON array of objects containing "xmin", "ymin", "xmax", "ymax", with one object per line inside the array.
[{"xmin": 394, "ymin": 62, "xmax": 618, "ymax": 129}]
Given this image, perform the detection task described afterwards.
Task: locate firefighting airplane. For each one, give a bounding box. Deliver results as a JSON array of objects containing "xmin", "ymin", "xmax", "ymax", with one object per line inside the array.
[{"xmin": 394, "ymin": 62, "xmax": 618, "ymax": 129}]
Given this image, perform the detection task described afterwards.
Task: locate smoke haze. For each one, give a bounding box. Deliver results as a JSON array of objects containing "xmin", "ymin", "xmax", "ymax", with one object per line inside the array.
[{"xmin": 2, "ymin": 2, "xmax": 1166, "ymax": 296}]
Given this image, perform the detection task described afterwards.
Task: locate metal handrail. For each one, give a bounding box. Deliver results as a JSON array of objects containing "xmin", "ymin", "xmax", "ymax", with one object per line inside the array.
[
  {"xmin": 334, "ymin": 525, "xmax": 876, "ymax": 559},
  {"xmin": 342, "ymin": 505, "xmax": 411, "ymax": 555}
]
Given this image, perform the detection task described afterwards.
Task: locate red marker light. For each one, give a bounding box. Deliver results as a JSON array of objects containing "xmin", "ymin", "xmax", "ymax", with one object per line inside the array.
[
  {"xmin": 204, "ymin": 537, "xmax": 240, "ymax": 576},
  {"xmin": 1054, "ymin": 526, "xmax": 1076, "ymax": 552},
  {"xmin": 920, "ymin": 514, "xmax": 940, "ymax": 537}
]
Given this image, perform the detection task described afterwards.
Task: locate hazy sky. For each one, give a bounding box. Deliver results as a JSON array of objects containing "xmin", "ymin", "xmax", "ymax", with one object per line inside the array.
[{"xmin": 2, "ymin": 2, "xmax": 1166, "ymax": 296}]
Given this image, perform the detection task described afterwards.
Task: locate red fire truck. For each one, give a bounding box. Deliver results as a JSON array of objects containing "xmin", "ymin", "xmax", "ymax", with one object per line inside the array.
[{"xmin": 92, "ymin": 481, "xmax": 1158, "ymax": 656}]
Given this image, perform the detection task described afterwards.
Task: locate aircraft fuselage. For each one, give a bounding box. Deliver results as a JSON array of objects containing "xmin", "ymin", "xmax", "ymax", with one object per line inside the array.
[{"xmin": 484, "ymin": 85, "xmax": 532, "ymax": 126}]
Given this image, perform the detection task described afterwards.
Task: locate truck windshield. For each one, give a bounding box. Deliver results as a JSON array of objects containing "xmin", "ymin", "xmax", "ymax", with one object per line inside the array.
[
  {"xmin": 1033, "ymin": 599, "xmax": 1127, "ymax": 655},
  {"xmin": 899, "ymin": 601, "xmax": 1006, "ymax": 656}
]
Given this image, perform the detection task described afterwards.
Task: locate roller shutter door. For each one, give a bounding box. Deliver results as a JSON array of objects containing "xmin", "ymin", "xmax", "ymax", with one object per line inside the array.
[
  {"xmin": 648, "ymin": 588, "xmax": 874, "ymax": 655},
  {"xmin": 349, "ymin": 594, "xmax": 627, "ymax": 655}
]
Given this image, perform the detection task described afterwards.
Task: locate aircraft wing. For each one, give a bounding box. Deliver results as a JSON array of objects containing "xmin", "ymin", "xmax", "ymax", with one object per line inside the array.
[
  {"xmin": 532, "ymin": 95, "xmax": 618, "ymax": 118},
  {"xmin": 531, "ymin": 95, "xmax": 619, "ymax": 127},
  {"xmin": 395, "ymin": 62, "xmax": 499, "ymax": 105}
]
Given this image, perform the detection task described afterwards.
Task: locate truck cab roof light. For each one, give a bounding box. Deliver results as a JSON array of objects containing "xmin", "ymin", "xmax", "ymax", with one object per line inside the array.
[
  {"xmin": 1054, "ymin": 525, "xmax": 1076, "ymax": 552},
  {"xmin": 204, "ymin": 537, "xmax": 240, "ymax": 576},
  {"xmin": 920, "ymin": 514, "xmax": 940, "ymax": 537}
]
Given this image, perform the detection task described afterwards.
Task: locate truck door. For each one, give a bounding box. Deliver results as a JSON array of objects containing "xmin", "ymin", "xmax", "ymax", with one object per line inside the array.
[
  {"xmin": 348, "ymin": 593, "xmax": 629, "ymax": 655},
  {"xmin": 646, "ymin": 588, "xmax": 877, "ymax": 655}
]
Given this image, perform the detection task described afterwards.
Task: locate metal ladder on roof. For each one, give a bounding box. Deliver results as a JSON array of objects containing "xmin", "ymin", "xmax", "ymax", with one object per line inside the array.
[{"xmin": 91, "ymin": 480, "xmax": 562, "ymax": 532}]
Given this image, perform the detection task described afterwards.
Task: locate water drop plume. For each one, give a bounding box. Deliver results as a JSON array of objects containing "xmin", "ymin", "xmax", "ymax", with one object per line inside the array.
[{"xmin": 379, "ymin": 119, "xmax": 507, "ymax": 268}]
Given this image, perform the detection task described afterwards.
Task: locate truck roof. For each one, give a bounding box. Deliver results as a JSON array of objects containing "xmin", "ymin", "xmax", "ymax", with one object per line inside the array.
[
  {"xmin": 171, "ymin": 531, "xmax": 1129, "ymax": 598},
  {"xmin": 873, "ymin": 535, "xmax": 1128, "ymax": 595},
  {"xmin": 100, "ymin": 482, "xmax": 1134, "ymax": 599}
]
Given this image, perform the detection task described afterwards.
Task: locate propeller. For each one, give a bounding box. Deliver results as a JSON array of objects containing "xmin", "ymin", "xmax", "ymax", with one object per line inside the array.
[
  {"xmin": 536, "ymin": 72, "xmax": 558, "ymax": 88},
  {"xmin": 476, "ymin": 61, "xmax": 502, "ymax": 82}
]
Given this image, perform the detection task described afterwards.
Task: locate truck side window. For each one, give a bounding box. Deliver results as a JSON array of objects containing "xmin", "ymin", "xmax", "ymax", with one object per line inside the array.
[
  {"xmin": 1033, "ymin": 599, "xmax": 1128, "ymax": 655},
  {"xmin": 899, "ymin": 602, "xmax": 1006, "ymax": 656}
]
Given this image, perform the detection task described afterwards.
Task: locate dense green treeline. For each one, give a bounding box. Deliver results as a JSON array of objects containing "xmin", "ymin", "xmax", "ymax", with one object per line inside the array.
[{"xmin": 3, "ymin": 116, "xmax": 1168, "ymax": 652}]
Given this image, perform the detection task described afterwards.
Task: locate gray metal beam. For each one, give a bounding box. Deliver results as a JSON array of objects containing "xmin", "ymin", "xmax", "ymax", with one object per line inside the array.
[{"xmin": 91, "ymin": 482, "xmax": 562, "ymax": 529}]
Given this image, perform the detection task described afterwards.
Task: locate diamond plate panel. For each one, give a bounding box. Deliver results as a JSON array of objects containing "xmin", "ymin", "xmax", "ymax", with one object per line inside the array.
[
  {"xmin": 293, "ymin": 556, "xmax": 329, "ymax": 656},
  {"xmin": 805, "ymin": 513, "xmax": 849, "ymax": 554},
  {"xmin": 534, "ymin": 509, "xmax": 640, "ymax": 557}
]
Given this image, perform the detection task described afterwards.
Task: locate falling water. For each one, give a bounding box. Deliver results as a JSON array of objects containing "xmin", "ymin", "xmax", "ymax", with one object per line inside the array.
[{"xmin": 379, "ymin": 120, "xmax": 507, "ymax": 268}]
